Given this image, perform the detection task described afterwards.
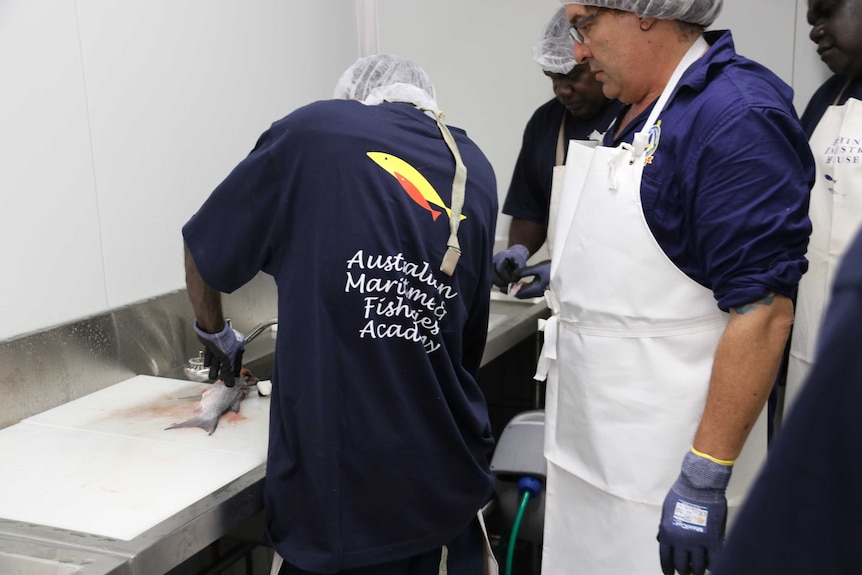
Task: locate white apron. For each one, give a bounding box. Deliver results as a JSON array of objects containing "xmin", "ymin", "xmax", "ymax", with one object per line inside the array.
[
  {"xmin": 546, "ymin": 116, "xmax": 605, "ymax": 259},
  {"xmin": 785, "ymin": 95, "xmax": 862, "ymax": 414},
  {"xmin": 545, "ymin": 115, "xmax": 567, "ymax": 259},
  {"xmin": 537, "ymin": 37, "xmax": 767, "ymax": 574}
]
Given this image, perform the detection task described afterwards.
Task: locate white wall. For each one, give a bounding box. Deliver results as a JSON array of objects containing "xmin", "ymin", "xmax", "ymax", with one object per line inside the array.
[
  {"xmin": 376, "ymin": 0, "xmax": 561, "ymax": 244},
  {"xmin": 0, "ymin": 0, "xmax": 832, "ymax": 342},
  {"xmin": 0, "ymin": 0, "xmax": 357, "ymax": 341}
]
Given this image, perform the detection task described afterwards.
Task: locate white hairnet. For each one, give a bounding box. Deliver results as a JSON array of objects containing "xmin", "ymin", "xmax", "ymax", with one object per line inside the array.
[
  {"xmin": 533, "ymin": 8, "xmax": 576, "ymax": 74},
  {"xmin": 558, "ymin": 0, "xmax": 722, "ymax": 27},
  {"xmin": 333, "ymin": 54, "xmax": 438, "ymax": 110}
]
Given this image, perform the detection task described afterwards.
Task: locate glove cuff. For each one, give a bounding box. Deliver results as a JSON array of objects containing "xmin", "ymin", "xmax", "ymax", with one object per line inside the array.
[
  {"xmin": 521, "ymin": 259, "xmax": 551, "ymax": 272},
  {"xmin": 679, "ymin": 449, "xmax": 733, "ymax": 494},
  {"xmin": 509, "ymin": 244, "xmax": 530, "ymax": 261},
  {"xmin": 194, "ymin": 320, "xmax": 244, "ymax": 351}
]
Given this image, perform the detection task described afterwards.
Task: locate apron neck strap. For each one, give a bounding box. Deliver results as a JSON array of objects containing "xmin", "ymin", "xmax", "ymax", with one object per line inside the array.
[
  {"xmin": 640, "ymin": 35, "xmax": 709, "ymax": 134},
  {"xmin": 419, "ymin": 106, "xmax": 467, "ymax": 276},
  {"xmin": 832, "ymin": 77, "xmax": 853, "ymax": 106},
  {"xmin": 556, "ymin": 114, "xmax": 567, "ymax": 166}
]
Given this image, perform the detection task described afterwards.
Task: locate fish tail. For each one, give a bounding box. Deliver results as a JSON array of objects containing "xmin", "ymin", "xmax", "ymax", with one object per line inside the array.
[
  {"xmin": 165, "ymin": 416, "xmax": 219, "ymax": 435},
  {"xmin": 442, "ymin": 207, "xmax": 467, "ymax": 221}
]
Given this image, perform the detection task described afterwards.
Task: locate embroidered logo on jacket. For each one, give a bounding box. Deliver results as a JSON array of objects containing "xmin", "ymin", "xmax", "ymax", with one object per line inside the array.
[
  {"xmin": 644, "ymin": 120, "xmax": 662, "ymax": 165},
  {"xmin": 367, "ymin": 152, "xmax": 467, "ymax": 221}
]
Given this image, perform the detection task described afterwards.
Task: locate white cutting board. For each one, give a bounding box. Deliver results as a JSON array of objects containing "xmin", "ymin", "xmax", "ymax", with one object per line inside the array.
[{"xmin": 0, "ymin": 375, "xmax": 269, "ymax": 541}]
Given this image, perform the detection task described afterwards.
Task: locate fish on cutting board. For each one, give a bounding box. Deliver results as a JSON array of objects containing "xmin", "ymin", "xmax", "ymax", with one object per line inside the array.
[{"xmin": 166, "ymin": 369, "xmax": 259, "ymax": 435}]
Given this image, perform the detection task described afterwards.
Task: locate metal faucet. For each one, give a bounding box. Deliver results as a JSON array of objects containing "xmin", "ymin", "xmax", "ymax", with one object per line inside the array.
[
  {"xmin": 244, "ymin": 317, "xmax": 279, "ymax": 345},
  {"xmin": 183, "ymin": 317, "xmax": 278, "ymax": 381}
]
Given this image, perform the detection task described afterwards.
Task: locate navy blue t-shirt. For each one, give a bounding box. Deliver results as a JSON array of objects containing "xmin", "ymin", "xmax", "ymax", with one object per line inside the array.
[
  {"xmin": 714, "ymin": 226, "xmax": 862, "ymax": 575},
  {"xmin": 502, "ymin": 97, "xmax": 623, "ymax": 227},
  {"xmin": 800, "ymin": 75, "xmax": 862, "ymax": 137},
  {"xmin": 604, "ymin": 31, "xmax": 814, "ymax": 311},
  {"xmin": 183, "ymin": 100, "xmax": 498, "ymax": 572}
]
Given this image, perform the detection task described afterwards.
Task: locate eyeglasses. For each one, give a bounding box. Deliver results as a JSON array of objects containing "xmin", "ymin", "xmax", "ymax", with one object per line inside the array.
[{"xmin": 569, "ymin": 8, "xmax": 608, "ymax": 44}]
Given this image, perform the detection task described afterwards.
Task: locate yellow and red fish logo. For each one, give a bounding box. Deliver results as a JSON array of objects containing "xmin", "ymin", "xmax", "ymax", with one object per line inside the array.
[{"xmin": 367, "ymin": 152, "xmax": 466, "ymax": 222}]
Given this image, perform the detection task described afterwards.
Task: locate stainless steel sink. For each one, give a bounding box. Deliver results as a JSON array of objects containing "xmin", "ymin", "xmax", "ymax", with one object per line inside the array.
[
  {"xmin": 0, "ymin": 539, "xmax": 127, "ymax": 575},
  {"xmin": 483, "ymin": 293, "xmax": 549, "ymax": 366},
  {"xmin": 487, "ymin": 293, "xmax": 545, "ymax": 334},
  {"xmin": 487, "ymin": 312, "xmax": 510, "ymax": 332},
  {"xmin": 0, "ymin": 551, "xmax": 85, "ymax": 574},
  {"xmin": 244, "ymin": 353, "xmax": 276, "ymax": 381}
]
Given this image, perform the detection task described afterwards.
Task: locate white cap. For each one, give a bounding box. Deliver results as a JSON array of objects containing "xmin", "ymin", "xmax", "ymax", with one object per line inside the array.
[
  {"xmin": 333, "ymin": 54, "xmax": 438, "ymax": 110},
  {"xmin": 533, "ymin": 7, "xmax": 577, "ymax": 74},
  {"xmin": 558, "ymin": 0, "xmax": 722, "ymax": 27}
]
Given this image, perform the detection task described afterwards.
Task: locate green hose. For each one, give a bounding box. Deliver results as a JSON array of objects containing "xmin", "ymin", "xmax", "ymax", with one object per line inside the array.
[{"xmin": 505, "ymin": 490, "xmax": 532, "ymax": 575}]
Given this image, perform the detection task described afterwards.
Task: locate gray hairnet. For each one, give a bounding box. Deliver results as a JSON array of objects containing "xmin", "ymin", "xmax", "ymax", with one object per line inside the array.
[
  {"xmin": 533, "ymin": 8, "xmax": 576, "ymax": 74},
  {"xmin": 558, "ymin": 0, "xmax": 722, "ymax": 27},
  {"xmin": 333, "ymin": 54, "xmax": 438, "ymax": 110}
]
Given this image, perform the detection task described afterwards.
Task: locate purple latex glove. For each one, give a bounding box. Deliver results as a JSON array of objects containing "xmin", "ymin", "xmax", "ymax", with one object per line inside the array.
[
  {"xmin": 492, "ymin": 244, "xmax": 530, "ymax": 288},
  {"xmin": 512, "ymin": 260, "xmax": 551, "ymax": 299},
  {"xmin": 658, "ymin": 449, "xmax": 733, "ymax": 575},
  {"xmin": 194, "ymin": 320, "xmax": 245, "ymax": 387}
]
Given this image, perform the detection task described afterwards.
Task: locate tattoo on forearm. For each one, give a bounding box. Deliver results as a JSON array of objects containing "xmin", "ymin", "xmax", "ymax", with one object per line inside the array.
[{"xmin": 733, "ymin": 292, "xmax": 776, "ymax": 315}]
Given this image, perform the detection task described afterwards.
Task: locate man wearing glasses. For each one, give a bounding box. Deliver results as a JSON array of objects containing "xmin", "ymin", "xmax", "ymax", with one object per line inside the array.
[
  {"xmin": 536, "ymin": 1, "xmax": 814, "ymax": 574},
  {"xmin": 492, "ymin": 7, "xmax": 621, "ymax": 298}
]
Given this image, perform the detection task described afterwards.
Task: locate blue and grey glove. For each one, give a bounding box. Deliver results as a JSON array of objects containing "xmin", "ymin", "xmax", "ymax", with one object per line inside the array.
[
  {"xmin": 194, "ymin": 320, "xmax": 245, "ymax": 388},
  {"xmin": 492, "ymin": 244, "xmax": 530, "ymax": 288},
  {"xmin": 658, "ymin": 448, "xmax": 733, "ymax": 575},
  {"xmin": 512, "ymin": 260, "xmax": 551, "ymax": 299}
]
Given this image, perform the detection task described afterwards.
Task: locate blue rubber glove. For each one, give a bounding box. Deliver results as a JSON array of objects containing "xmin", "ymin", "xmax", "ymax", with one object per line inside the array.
[
  {"xmin": 492, "ymin": 244, "xmax": 530, "ymax": 288},
  {"xmin": 194, "ymin": 320, "xmax": 245, "ymax": 388},
  {"xmin": 658, "ymin": 449, "xmax": 733, "ymax": 575},
  {"xmin": 512, "ymin": 260, "xmax": 550, "ymax": 299}
]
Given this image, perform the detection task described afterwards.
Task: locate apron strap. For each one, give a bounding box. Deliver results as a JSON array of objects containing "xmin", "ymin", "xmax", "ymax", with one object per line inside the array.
[
  {"xmin": 269, "ymin": 553, "xmax": 283, "ymax": 575},
  {"xmin": 534, "ymin": 289, "xmax": 561, "ymax": 382},
  {"xmin": 438, "ymin": 544, "xmax": 449, "ymax": 574},
  {"xmin": 607, "ymin": 35, "xmax": 710, "ymax": 190},
  {"xmin": 832, "ymin": 77, "xmax": 852, "ymax": 105},
  {"xmin": 555, "ymin": 114, "xmax": 567, "ymax": 167},
  {"xmin": 632, "ymin": 35, "xmax": 710, "ymax": 158},
  {"xmin": 419, "ymin": 107, "xmax": 467, "ymax": 276}
]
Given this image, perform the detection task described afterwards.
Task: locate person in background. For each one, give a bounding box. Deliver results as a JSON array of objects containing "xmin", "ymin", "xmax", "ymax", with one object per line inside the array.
[
  {"xmin": 535, "ymin": 1, "xmax": 814, "ymax": 574},
  {"xmin": 183, "ymin": 54, "xmax": 500, "ymax": 575},
  {"xmin": 713, "ymin": 224, "xmax": 862, "ymax": 575},
  {"xmin": 782, "ymin": 0, "xmax": 862, "ymax": 416},
  {"xmin": 491, "ymin": 6, "xmax": 622, "ymax": 299}
]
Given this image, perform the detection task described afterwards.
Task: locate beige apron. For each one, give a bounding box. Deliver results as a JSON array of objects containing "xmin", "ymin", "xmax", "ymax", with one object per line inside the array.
[
  {"xmin": 785, "ymin": 94, "xmax": 862, "ymax": 414},
  {"xmin": 536, "ymin": 37, "xmax": 767, "ymax": 573}
]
